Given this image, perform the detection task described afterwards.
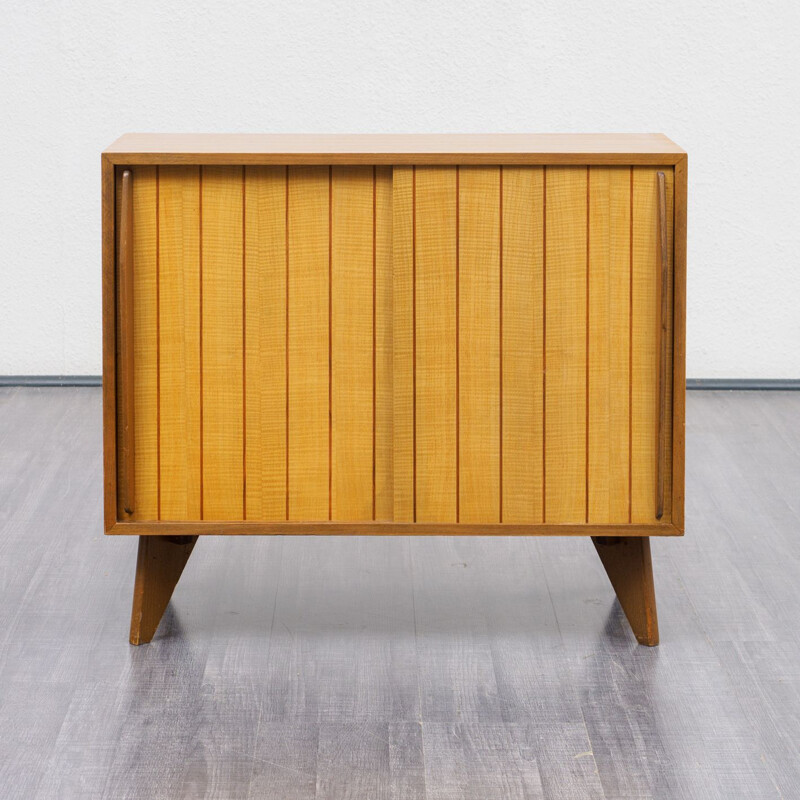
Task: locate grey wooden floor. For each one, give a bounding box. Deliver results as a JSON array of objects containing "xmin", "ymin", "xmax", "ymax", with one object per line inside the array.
[{"xmin": 0, "ymin": 388, "xmax": 798, "ymax": 799}]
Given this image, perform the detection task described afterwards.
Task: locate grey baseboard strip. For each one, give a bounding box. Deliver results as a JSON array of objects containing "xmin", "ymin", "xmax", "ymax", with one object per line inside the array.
[
  {"xmin": 0, "ymin": 375, "xmax": 103, "ymax": 387},
  {"xmin": 686, "ymin": 378, "xmax": 800, "ymax": 390},
  {"xmin": 1, "ymin": 376, "xmax": 799, "ymax": 390}
]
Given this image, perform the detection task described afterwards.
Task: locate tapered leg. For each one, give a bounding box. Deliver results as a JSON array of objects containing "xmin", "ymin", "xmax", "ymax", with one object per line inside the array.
[
  {"xmin": 129, "ymin": 535, "xmax": 198, "ymax": 645},
  {"xmin": 592, "ymin": 536, "xmax": 659, "ymax": 646}
]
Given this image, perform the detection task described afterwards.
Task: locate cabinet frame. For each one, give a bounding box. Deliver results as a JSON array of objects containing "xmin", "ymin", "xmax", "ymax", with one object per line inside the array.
[{"xmin": 101, "ymin": 135, "xmax": 687, "ymax": 537}]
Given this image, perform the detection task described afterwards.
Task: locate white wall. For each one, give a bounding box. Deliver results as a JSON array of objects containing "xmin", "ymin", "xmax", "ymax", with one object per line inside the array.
[{"xmin": 1, "ymin": 0, "xmax": 798, "ymax": 378}]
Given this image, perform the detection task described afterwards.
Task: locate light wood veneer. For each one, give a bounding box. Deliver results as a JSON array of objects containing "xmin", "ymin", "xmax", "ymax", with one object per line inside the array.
[{"xmin": 102, "ymin": 134, "xmax": 687, "ymax": 645}]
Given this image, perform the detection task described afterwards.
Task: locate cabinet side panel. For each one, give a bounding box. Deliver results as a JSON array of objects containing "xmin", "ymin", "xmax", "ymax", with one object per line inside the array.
[
  {"xmin": 201, "ymin": 166, "xmax": 244, "ymax": 520},
  {"xmin": 331, "ymin": 166, "xmax": 374, "ymax": 519},
  {"xmin": 103, "ymin": 159, "xmax": 116, "ymax": 529},
  {"xmin": 159, "ymin": 166, "xmax": 201, "ymax": 520},
  {"xmin": 131, "ymin": 167, "xmax": 159, "ymax": 520},
  {"xmin": 587, "ymin": 167, "xmax": 630, "ymax": 523},
  {"xmin": 672, "ymin": 157, "xmax": 686, "ymax": 530},
  {"xmin": 392, "ymin": 167, "xmax": 414, "ymax": 522},
  {"xmin": 544, "ymin": 166, "xmax": 587, "ymax": 523},
  {"xmin": 501, "ymin": 167, "xmax": 544, "ymax": 523},
  {"xmin": 244, "ymin": 166, "xmax": 287, "ymax": 520},
  {"xmin": 287, "ymin": 166, "xmax": 330, "ymax": 520},
  {"xmin": 415, "ymin": 167, "xmax": 458, "ymax": 522},
  {"xmin": 375, "ymin": 167, "xmax": 393, "ymax": 520},
  {"xmin": 459, "ymin": 167, "xmax": 500, "ymax": 522}
]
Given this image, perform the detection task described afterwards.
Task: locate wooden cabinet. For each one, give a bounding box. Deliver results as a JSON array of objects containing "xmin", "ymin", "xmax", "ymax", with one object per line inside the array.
[{"xmin": 102, "ymin": 134, "xmax": 687, "ymax": 645}]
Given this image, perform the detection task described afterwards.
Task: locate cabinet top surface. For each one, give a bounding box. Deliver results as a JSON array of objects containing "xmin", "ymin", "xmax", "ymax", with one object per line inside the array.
[{"xmin": 103, "ymin": 133, "xmax": 686, "ymax": 165}]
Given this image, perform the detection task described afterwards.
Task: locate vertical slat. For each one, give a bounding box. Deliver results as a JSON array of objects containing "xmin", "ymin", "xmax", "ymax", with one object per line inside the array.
[
  {"xmin": 392, "ymin": 167, "xmax": 414, "ymax": 522},
  {"xmin": 655, "ymin": 171, "xmax": 668, "ymax": 519},
  {"xmin": 415, "ymin": 167, "xmax": 458, "ymax": 522},
  {"xmin": 501, "ymin": 166, "xmax": 544, "ymax": 523},
  {"xmin": 458, "ymin": 167, "xmax": 500, "ymax": 523},
  {"xmin": 201, "ymin": 166, "xmax": 244, "ymax": 520},
  {"xmin": 331, "ymin": 166, "xmax": 374, "ymax": 519},
  {"xmin": 158, "ymin": 166, "xmax": 201, "ymax": 520},
  {"xmin": 244, "ymin": 166, "xmax": 287, "ymax": 520},
  {"xmin": 131, "ymin": 167, "xmax": 159, "ymax": 521},
  {"xmin": 118, "ymin": 169, "xmax": 136, "ymax": 517},
  {"xmin": 375, "ymin": 166, "xmax": 393, "ymax": 520},
  {"xmin": 544, "ymin": 166, "xmax": 587, "ymax": 523},
  {"xmin": 287, "ymin": 166, "xmax": 330, "ymax": 520},
  {"xmin": 631, "ymin": 167, "xmax": 673, "ymax": 523},
  {"xmin": 587, "ymin": 167, "xmax": 630, "ymax": 523},
  {"xmin": 631, "ymin": 167, "xmax": 659, "ymax": 522}
]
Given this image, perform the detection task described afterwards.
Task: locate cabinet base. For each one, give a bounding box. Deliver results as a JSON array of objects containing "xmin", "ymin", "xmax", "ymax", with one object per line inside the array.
[{"xmin": 126, "ymin": 534, "xmax": 659, "ymax": 646}]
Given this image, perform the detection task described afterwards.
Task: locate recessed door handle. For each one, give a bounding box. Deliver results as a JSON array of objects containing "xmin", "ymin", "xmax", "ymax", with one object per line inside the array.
[
  {"xmin": 655, "ymin": 171, "xmax": 668, "ymax": 520},
  {"xmin": 119, "ymin": 169, "xmax": 135, "ymax": 517}
]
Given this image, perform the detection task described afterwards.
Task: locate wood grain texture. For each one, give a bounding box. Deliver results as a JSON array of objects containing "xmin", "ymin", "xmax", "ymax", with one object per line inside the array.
[
  {"xmin": 501, "ymin": 167, "xmax": 544, "ymax": 524},
  {"xmin": 587, "ymin": 166, "xmax": 630, "ymax": 523},
  {"xmin": 375, "ymin": 167, "xmax": 393, "ymax": 520},
  {"xmin": 117, "ymin": 169, "xmax": 135, "ymax": 518},
  {"xmin": 260, "ymin": 536, "xmax": 419, "ymax": 722},
  {"xmin": 158, "ymin": 166, "xmax": 201, "ymax": 520},
  {"xmin": 664, "ymin": 167, "xmax": 675, "ymax": 523},
  {"xmin": 113, "ymin": 520, "xmax": 677, "ymax": 536},
  {"xmin": 544, "ymin": 167, "xmax": 587, "ymax": 523},
  {"xmin": 631, "ymin": 167, "xmax": 674, "ymax": 523},
  {"xmin": 592, "ymin": 536, "xmax": 659, "ymax": 645},
  {"xmin": 244, "ymin": 166, "xmax": 287, "ymax": 520},
  {"xmin": 656, "ymin": 171, "xmax": 668, "ymax": 519},
  {"xmin": 106, "ymin": 153, "xmax": 684, "ymax": 537},
  {"xmin": 201, "ymin": 166, "xmax": 244, "ymax": 520},
  {"xmin": 316, "ymin": 723, "xmax": 423, "ymax": 799},
  {"xmin": 102, "ymin": 156, "xmax": 117, "ymax": 530},
  {"xmin": 331, "ymin": 167, "xmax": 374, "ymax": 520},
  {"xmin": 631, "ymin": 167, "xmax": 656, "ymax": 523},
  {"xmin": 129, "ymin": 535, "xmax": 197, "ymax": 645},
  {"xmin": 458, "ymin": 167, "xmax": 501, "ymax": 523},
  {"xmin": 422, "ymin": 723, "xmax": 546, "ymax": 797},
  {"xmin": 104, "ymin": 132, "xmax": 687, "ymax": 166},
  {"xmin": 671, "ymin": 156, "xmax": 688, "ymax": 530},
  {"xmin": 131, "ymin": 166, "xmax": 158, "ymax": 521},
  {"xmin": 12, "ymin": 389, "xmax": 800, "ymax": 800},
  {"xmin": 287, "ymin": 166, "xmax": 329, "ymax": 520},
  {"xmin": 414, "ymin": 167, "xmax": 457, "ymax": 522},
  {"xmin": 392, "ymin": 167, "xmax": 414, "ymax": 522}
]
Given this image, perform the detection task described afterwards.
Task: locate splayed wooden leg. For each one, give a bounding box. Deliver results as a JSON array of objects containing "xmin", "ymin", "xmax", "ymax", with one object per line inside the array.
[
  {"xmin": 592, "ymin": 536, "xmax": 659, "ymax": 646},
  {"xmin": 129, "ymin": 535, "xmax": 198, "ymax": 645}
]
